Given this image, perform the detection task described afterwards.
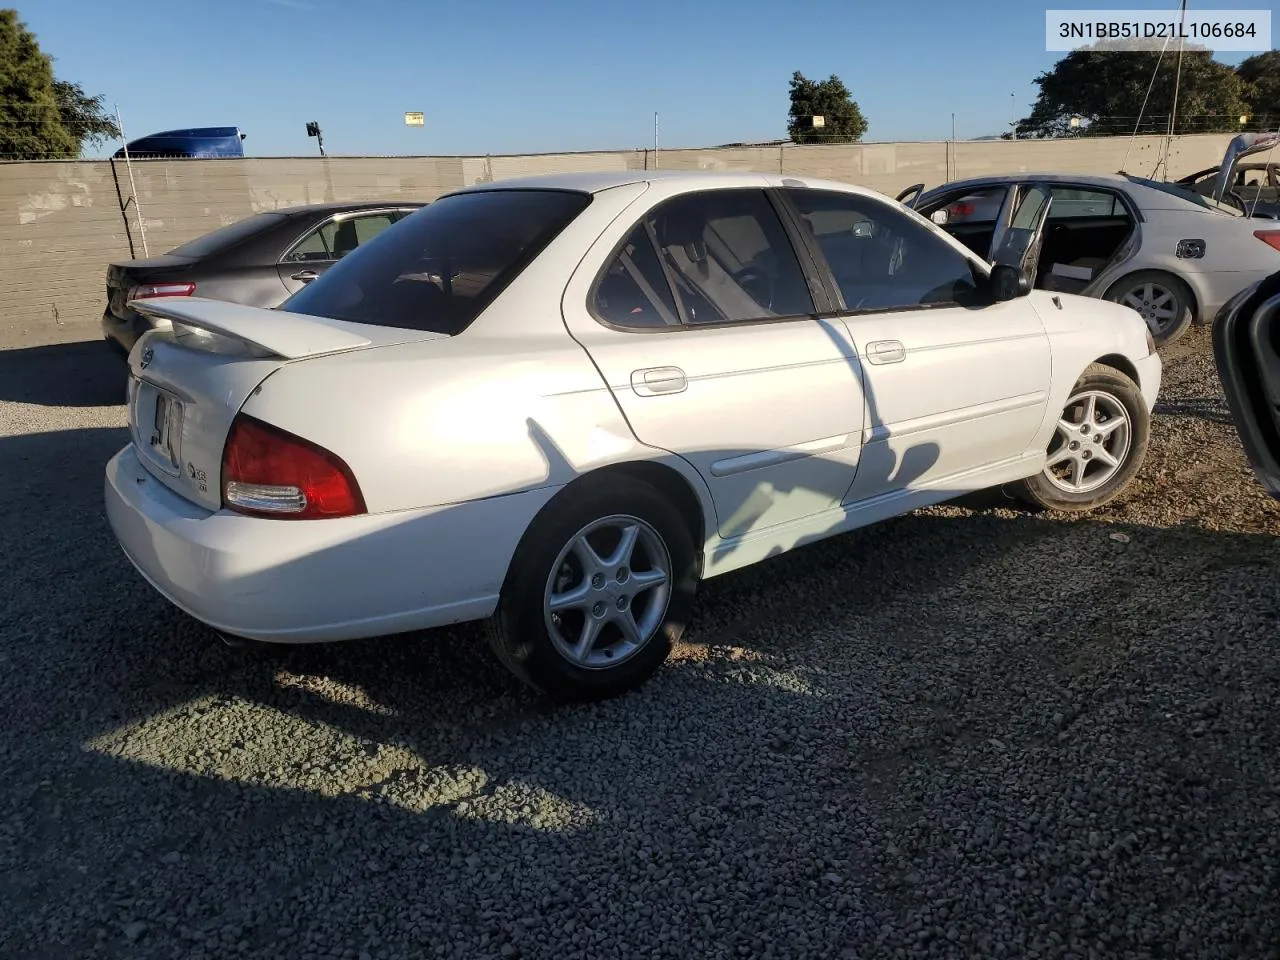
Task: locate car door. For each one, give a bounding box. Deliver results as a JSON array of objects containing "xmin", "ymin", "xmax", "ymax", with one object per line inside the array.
[
  {"xmin": 990, "ymin": 182, "xmax": 1055, "ymax": 287},
  {"xmin": 781, "ymin": 186, "xmax": 1053, "ymax": 504},
  {"xmin": 560, "ymin": 186, "xmax": 867, "ymax": 542},
  {"xmin": 276, "ymin": 209, "xmax": 411, "ymax": 296},
  {"xmin": 1213, "ymin": 271, "xmax": 1280, "ymax": 498}
]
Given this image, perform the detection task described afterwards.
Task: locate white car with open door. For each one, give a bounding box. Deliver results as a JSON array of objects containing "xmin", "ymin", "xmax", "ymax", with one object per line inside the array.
[
  {"xmin": 105, "ymin": 171, "xmax": 1161, "ymax": 701},
  {"xmin": 903, "ymin": 149, "xmax": 1280, "ymax": 348}
]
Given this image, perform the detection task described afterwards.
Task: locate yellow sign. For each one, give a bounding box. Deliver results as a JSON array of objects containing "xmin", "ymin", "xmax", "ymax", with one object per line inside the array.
[{"xmin": 404, "ymin": 112, "xmax": 425, "ymax": 127}]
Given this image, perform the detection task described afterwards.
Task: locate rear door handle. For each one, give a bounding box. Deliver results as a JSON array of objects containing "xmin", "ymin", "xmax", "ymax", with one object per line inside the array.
[
  {"xmin": 865, "ymin": 340, "xmax": 906, "ymax": 365},
  {"xmin": 291, "ymin": 270, "xmax": 319, "ymax": 283},
  {"xmin": 630, "ymin": 366, "xmax": 687, "ymax": 397}
]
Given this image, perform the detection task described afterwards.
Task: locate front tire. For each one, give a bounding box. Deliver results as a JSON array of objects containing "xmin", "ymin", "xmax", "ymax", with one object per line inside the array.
[
  {"xmin": 485, "ymin": 473, "xmax": 698, "ymax": 702},
  {"xmin": 1103, "ymin": 270, "xmax": 1194, "ymax": 346},
  {"xmin": 1015, "ymin": 363, "xmax": 1150, "ymax": 512}
]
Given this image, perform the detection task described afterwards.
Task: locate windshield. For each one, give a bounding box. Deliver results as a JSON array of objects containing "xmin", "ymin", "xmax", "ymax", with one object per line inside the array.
[
  {"xmin": 1123, "ymin": 175, "xmax": 1244, "ymax": 216},
  {"xmin": 167, "ymin": 212, "xmax": 288, "ymax": 257},
  {"xmin": 281, "ymin": 189, "xmax": 592, "ymax": 335}
]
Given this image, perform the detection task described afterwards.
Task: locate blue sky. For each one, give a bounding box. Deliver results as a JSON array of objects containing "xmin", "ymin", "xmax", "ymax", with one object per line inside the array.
[{"xmin": 25, "ymin": 0, "xmax": 1273, "ymax": 157}]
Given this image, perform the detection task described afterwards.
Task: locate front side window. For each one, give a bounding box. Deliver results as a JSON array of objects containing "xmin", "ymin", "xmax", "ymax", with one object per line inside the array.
[
  {"xmin": 281, "ymin": 189, "xmax": 591, "ymax": 335},
  {"xmin": 787, "ymin": 188, "xmax": 982, "ymax": 312},
  {"xmin": 643, "ymin": 189, "xmax": 815, "ymax": 324}
]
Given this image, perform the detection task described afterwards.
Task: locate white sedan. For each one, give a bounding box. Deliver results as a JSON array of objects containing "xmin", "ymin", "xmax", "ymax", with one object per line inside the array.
[{"xmin": 105, "ymin": 171, "xmax": 1162, "ymax": 700}]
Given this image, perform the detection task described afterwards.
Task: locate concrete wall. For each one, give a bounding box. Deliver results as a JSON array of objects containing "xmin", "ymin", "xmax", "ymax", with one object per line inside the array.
[{"xmin": 0, "ymin": 132, "xmax": 1237, "ymax": 347}]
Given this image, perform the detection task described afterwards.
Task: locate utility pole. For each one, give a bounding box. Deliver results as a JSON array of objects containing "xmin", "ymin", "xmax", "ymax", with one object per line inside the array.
[
  {"xmin": 951, "ymin": 113, "xmax": 956, "ymax": 141},
  {"xmin": 653, "ymin": 112, "xmax": 659, "ymax": 169},
  {"xmin": 1010, "ymin": 94, "xmax": 1017, "ymax": 140}
]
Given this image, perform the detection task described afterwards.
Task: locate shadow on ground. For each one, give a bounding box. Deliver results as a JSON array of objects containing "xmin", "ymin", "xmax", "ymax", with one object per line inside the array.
[
  {"xmin": 0, "ymin": 339, "xmax": 128, "ymax": 408},
  {"xmin": 3, "ymin": 421, "xmax": 1280, "ymax": 959}
]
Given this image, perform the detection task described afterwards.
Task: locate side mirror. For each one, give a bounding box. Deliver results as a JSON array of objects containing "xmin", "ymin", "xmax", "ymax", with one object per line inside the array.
[
  {"xmin": 991, "ymin": 263, "xmax": 1031, "ymax": 301},
  {"xmin": 930, "ymin": 210, "xmax": 949, "ymax": 225}
]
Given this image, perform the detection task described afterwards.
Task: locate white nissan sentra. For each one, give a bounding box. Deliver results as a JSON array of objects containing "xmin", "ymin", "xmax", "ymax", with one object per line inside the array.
[{"xmin": 105, "ymin": 171, "xmax": 1161, "ymax": 701}]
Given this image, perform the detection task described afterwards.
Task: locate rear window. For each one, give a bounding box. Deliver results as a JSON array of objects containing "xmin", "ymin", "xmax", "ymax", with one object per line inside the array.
[
  {"xmin": 1123, "ymin": 175, "xmax": 1243, "ymax": 216},
  {"xmin": 167, "ymin": 212, "xmax": 288, "ymax": 258},
  {"xmin": 280, "ymin": 189, "xmax": 592, "ymax": 335}
]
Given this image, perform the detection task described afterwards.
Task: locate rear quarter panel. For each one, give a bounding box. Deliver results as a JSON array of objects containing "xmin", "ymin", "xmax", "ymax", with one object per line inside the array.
[
  {"xmin": 241, "ymin": 331, "xmax": 715, "ymax": 518},
  {"xmin": 1120, "ymin": 207, "xmax": 1280, "ymax": 318}
]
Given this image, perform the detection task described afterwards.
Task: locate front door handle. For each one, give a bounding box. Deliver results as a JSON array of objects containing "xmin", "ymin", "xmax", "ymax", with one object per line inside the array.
[
  {"xmin": 865, "ymin": 340, "xmax": 906, "ymax": 365},
  {"xmin": 630, "ymin": 366, "xmax": 687, "ymax": 397},
  {"xmin": 291, "ymin": 270, "xmax": 319, "ymax": 283}
]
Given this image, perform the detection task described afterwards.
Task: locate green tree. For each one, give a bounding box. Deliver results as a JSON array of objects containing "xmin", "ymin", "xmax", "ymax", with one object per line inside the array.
[
  {"xmin": 0, "ymin": 9, "xmax": 117, "ymax": 159},
  {"xmin": 1238, "ymin": 50, "xmax": 1280, "ymax": 127},
  {"xmin": 53, "ymin": 78, "xmax": 119, "ymax": 149},
  {"xmin": 787, "ymin": 71, "xmax": 867, "ymax": 144},
  {"xmin": 0, "ymin": 9, "xmax": 74, "ymax": 158},
  {"xmin": 1015, "ymin": 41, "xmax": 1249, "ymax": 138}
]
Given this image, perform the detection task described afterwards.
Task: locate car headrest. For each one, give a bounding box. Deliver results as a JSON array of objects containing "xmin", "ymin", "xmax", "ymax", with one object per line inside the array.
[{"xmin": 657, "ymin": 212, "xmax": 707, "ymax": 264}]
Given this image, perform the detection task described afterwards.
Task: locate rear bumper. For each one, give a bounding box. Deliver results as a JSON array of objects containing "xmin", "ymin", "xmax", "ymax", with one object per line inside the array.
[
  {"xmin": 104, "ymin": 444, "xmax": 557, "ymax": 643},
  {"xmin": 1134, "ymin": 351, "xmax": 1162, "ymax": 412}
]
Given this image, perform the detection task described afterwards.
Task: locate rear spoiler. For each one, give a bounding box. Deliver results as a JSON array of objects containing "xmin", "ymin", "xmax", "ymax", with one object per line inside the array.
[{"xmin": 131, "ymin": 297, "xmax": 372, "ymax": 359}]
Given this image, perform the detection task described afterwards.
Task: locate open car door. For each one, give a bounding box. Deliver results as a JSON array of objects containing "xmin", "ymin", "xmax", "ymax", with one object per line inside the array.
[
  {"xmin": 1212, "ymin": 271, "xmax": 1280, "ymax": 499},
  {"xmin": 989, "ymin": 183, "xmax": 1054, "ymax": 288}
]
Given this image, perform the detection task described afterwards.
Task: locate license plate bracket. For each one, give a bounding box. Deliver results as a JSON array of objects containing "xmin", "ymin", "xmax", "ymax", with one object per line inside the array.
[{"xmin": 131, "ymin": 379, "xmax": 184, "ymax": 475}]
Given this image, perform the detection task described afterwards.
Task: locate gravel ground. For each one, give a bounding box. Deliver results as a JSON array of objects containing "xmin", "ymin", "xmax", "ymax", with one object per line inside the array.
[{"xmin": 1, "ymin": 328, "xmax": 1279, "ymax": 960}]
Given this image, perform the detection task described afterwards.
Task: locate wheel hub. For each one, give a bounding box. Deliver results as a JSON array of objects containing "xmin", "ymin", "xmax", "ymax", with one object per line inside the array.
[
  {"xmin": 1042, "ymin": 389, "xmax": 1133, "ymax": 495},
  {"xmin": 543, "ymin": 515, "xmax": 673, "ymax": 670}
]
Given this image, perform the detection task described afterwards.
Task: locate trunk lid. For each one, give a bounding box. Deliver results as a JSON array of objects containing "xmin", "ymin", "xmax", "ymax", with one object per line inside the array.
[
  {"xmin": 125, "ymin": 297, "xmax": 445, "ymax": 512},
  {"xmin": 106, "ymin": 255, "xmax": 196, "ymax": 320},
  {"xmin": 1211, "ymin": 132, "xmax": 1280, "ymax": 206}
]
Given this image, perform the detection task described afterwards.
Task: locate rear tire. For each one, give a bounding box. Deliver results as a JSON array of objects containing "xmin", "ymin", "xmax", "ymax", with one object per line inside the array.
[
  {"xmin": 485, "ymin": 474, "xmax": 698, "ymax": 702},
  {"xmin": 1015, "ymin": 363, "xmax": 1150, "ymax": 512},
  {"xmin": 1103, "ymin": 270, "xmax": 1194, "ymax": 346}
]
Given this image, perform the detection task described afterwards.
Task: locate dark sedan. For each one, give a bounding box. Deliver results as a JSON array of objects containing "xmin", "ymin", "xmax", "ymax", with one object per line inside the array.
[{"xmin": 102, "ymin": 200, "xmax": 424, "ymax": 354}]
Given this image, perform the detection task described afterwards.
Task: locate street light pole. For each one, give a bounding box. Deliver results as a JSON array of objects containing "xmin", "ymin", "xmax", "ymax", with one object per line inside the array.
[{"xmin": 1010, "ymin": 94, "xmax": 1017, "ymax": 140}]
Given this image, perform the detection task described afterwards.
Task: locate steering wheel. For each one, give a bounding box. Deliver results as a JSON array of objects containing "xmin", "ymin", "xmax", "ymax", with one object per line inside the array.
[
  {"xmin": 732, "ymin": 266, "xmax": 775, "ymax": 310},
  {"xmin": 1227, "ymin": 190, "xmax": 1250, "ymax": 214}
]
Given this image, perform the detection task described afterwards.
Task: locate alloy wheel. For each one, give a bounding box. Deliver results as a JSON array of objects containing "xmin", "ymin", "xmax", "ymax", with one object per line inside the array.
[
  {"xmin": 543, "ymin": 515, "xmax": 672, "ymax": 669},
  {"xmin": 1042, "ymin": 390, "xmax": 1132, "ymax": 494}
]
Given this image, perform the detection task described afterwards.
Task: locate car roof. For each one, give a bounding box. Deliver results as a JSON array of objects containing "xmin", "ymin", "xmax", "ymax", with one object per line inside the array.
[
  {"xmin": 446, "ymin": 169, "xmax": 884, "ymax": 199},
  {"xmin": 919, "ymin": 170, "xmax": 1238, "ymax": 213},
  {"xmin": 926, "ymin": 172, "xmax": 1134, "ymax": 191},
  {"xmin": 268, "ymin": 199, "xmax": 428, "ymax": 218}
]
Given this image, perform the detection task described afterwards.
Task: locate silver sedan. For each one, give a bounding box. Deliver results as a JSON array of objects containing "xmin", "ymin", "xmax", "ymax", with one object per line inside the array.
[{"xmin": 906, "ymin": 171, "xmax": 1280, "ymax": 346}]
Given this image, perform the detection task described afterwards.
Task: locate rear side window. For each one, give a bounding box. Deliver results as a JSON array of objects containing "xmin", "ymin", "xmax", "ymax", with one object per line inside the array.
[
  {"xmin": 1047, "ymin": 187, "xmax": 1122, "ymax": 219},
  {"xmin": 281, "ymin": 190, "xmax": 592, "ymax": 335},
  {"xmin": 167, "ymin": 212, "xmax": 287, "ymax": 258}
]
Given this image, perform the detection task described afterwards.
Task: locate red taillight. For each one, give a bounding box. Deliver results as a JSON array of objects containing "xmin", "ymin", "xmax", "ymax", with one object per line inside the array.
[
  {"xmin": 128, "ymin": 282, "xmax": 196, "ymax": 300},
  {"xmin": 220, "ymin": 414, "xmax": 366, "ymax": 520},
  {"xmin": 1254, "ymin": 230, "xmax": 1280, "ymax": 253}
]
